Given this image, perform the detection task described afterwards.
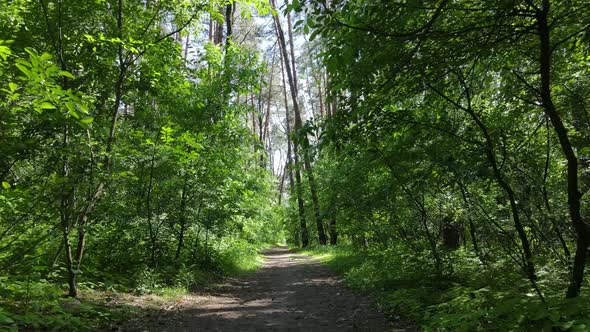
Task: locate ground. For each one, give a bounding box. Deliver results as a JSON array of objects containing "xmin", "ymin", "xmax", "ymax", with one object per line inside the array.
[{"xmin": 122, "ymin": 247, "xmax": 401, "ymax": 331}]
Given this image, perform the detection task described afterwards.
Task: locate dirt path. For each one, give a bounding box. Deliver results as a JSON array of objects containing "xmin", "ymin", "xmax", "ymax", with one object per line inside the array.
[{"xmin": 140, "ymin": 247, "xmax": 398, "ymax": 331}]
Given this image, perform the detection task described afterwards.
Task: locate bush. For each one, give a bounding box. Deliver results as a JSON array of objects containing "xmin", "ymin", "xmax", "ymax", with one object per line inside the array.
[{"xmin": 304, "ymin": 244, "xmax": 590, "ymax": 331}]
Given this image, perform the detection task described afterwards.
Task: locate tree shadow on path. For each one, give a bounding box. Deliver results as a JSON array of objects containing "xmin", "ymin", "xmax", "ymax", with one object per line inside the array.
[{"xmin": 135, "ymin": 247, "xmax": 404, "ymax": 332}]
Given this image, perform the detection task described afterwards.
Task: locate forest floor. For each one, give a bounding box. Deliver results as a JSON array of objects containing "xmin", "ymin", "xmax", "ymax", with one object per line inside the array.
[{"xmin": 121, "ymin": 247, "xmax": 403, "ymax": 331}]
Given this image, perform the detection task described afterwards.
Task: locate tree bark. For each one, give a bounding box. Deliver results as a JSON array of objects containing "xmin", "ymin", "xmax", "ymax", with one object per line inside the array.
[
  {"xmin": 60, "ymin": 122, "xmax": 78, "ymax": 298},
  {"xmin": 175, "ymin": 175, "xmax": 189, "ymax": 261},
  {"xmin": 284, "ymin": 0, "xmax": 327, "ymax": 245},
  {"xmin": 536, "ymin": 1, "xmax": 589, "ymax": 298},
  {"xmin": 146, "ymin": 151, "xmax": 157, "ymax": 267},
  {"xmin": 274, "ymin": 17, "xmax": 309, "ymax": 246},
  {"xmin": 329, "ymin": 217, "xmax": 337, "ymax": 245},
  {"xmin": 457, "ymin": 178, "xmax": 484, "ymax": 263},
  {"xmin": 225, "ymin": 3, "xmax": 233, "ymax": 46}
]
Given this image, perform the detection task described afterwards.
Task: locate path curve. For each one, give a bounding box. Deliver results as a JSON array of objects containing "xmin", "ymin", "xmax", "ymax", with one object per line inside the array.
[{"xmin": 146, "ymin": 247, "xmax": 395, "ymax": 331}]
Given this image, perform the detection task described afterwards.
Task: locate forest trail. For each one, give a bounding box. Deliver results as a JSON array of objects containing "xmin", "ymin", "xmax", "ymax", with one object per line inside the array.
[{"xmin": 139, "ymin": 247, "xmax": 397, "ymax": 331}]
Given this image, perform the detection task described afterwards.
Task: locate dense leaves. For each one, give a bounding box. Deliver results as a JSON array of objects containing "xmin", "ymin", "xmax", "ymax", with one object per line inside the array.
[
  {"xmin": 284, "ymin": 0, "xmax": 590, "ymax": 329},
  {"xmin": 2, "ymin": 0, "xmax": 590, "ymax": 330},
  {"xmin": 0, "ymin": 0, "xmax": 283, "ymax": 329}
]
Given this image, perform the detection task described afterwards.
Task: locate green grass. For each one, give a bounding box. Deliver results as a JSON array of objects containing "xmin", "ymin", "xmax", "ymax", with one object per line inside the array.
[
  {"xmin": 300, "ymin": 244, "xmax": 365, "ymax": 275},
  {"xmin": 152, "ymin": 286, "xmax": 188, "ymax": 298}
]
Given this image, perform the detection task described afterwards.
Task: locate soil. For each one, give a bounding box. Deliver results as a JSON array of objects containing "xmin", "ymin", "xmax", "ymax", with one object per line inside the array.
[{"xmin": 127, "ymin": 247, "xmax": 405, "ymax": 331}]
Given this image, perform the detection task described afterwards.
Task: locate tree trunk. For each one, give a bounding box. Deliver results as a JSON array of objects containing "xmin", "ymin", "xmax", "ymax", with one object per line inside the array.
[
  {"xmin": 428, "ymin": 76, "xmax": 542, "ymax": 298},
  {"xmin": 146, "ymin": 152, "xmax": 157, "ymax": 267},
  {"xmin": 63, "ymin": 230, "xmax": 77, "ymax": 297},
  {"xmin": 467, "ymin": 106, "xmax": 541, "ymax": 298},
  {"xmin": 175, "ymin": 175, "xmax": 189, "ymax": 261},
  {"xmin": 286, "ymin": 4, "xmax": 328, "ymax": 245},
  {"xmin": 329, "ymin": 217, "xmax": 337, "ymax": 245},
  {"xmin": 281, "ymin": 56, "xmax": 300, "ymax": 244},
  {"xmin": 272, "ymin": 0, "xmax": 309, "ymax": 246},
  {"xmin": 457, "ymin": 179, "xmax": 484, "ymax": 263},
  {"xmin": 225, "ymin": 3, "xmax": 233, "ymax": 46},
  {"xmin": 536, "ymin": 1, "xmax": 589, "ymax": 298},
  {"xmin": 208, "ymin": 13, "xmax": 213, "ymax": 43},
  {"xmin": 60, "ymin": 121, "xmax": 78, "ymax": 297}
]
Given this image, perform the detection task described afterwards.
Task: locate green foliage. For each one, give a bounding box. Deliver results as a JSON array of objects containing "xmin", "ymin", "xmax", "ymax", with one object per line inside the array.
[
  {"xmin": 284, "ymin": 0, "xmax": 590, "ymax": 329},
  {"xmin": 0, "ymin": 278, "xmax": 128, "ymax": 331},
  {"xmin": 5, "ymin": 0, "xmax": 589, "ymax": 330},
  {"xmin": 0, "ymin": 0, "xmax": 285, "ymax": 330},
  {"xmin": 305, "ymin": 245, "xmax": 590, "ymax": 330}
]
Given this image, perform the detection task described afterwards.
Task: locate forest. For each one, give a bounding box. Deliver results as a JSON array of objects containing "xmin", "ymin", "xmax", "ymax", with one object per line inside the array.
[{"xmin": 1, "ymin": 0, "xmax": 589, "ymax": 330}]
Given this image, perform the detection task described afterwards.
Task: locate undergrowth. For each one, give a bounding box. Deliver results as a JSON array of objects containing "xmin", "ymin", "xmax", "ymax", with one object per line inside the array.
[
  {"xmin": 0, "ymin": 239, "xmax": 268, "ymax": 331},
  {"xmin": 302, "ymin": 245, "xmax": 590, "ymax": 331}
]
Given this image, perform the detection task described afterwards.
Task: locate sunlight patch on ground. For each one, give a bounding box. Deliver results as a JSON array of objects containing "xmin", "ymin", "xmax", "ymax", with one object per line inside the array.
[{"xmin": 80, "ymin": 289, "xmax": 208, "ymax": 311}]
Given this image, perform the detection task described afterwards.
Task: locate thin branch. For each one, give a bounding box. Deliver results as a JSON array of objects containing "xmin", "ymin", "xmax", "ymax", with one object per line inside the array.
[
  {"xmin": 130, "ymin": 7, "xmax": 204, "ymax": 65},
  {"xmin": 332, "ymin": 0, "xmax": 449, "ymax": 39},
  {"xmin": 552, "ymin": 23, "xmax": 590, "ymax": 51}
]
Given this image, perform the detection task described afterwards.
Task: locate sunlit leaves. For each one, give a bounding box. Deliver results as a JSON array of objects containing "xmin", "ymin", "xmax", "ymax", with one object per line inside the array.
[
  {"xmin": 0, "ymin": 41, "xmax": 11, "ymax": 61},
  {"xmin": 38, "ymin": 102, "xmax": 56, "ymax": 110},
  {"xmin": 0, "ymin": 2, "xmax": 280, "ymax": 329},
  {"xmin": 160, "ymin": 126, "xmax": 176, "ymax": 144},
  {"xmin": 80, "ymin": 117, "xmax": 94, "ymax": 124}
]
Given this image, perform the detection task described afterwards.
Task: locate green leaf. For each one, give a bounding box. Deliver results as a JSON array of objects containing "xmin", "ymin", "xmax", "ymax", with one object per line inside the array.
[
  {"xmin": 40, "ymin": 102, "xmax": 56, "ymax": 110},
  {"xmin": 40, "ymin": 52, "xmax": 52, "ymax": 61},
  {"xmin": 65, "ymin": 102, "xmax": 75, "ymax": 114},
  {"xmin": 8, "ymin": 82, "xmax": 17, "ymax": 92},
  {"xmin": 59, "ymin": 71, "xmax": 75, "ymax": 79},
  {"xmin": 0, "ymin": 45, "xmax": 11, "ymax": 61},
  {"xmin": 80, "ymin": 117, "xmax": 94, "ymax": 124},
  {"xmin": 2, "ymin": 182, "xmax": 10, "ymax": 189},
  {"xmin": 69, "ymin": 109, "xmax": 80, "ymax": 119},
  {"xmin": 15, "ymin": 64, "xmax": 33, "ymax": 77}
]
